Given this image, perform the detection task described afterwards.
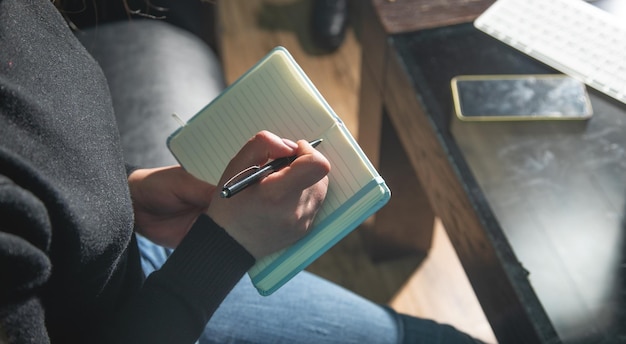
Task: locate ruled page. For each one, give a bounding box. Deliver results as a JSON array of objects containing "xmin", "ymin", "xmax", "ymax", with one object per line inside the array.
[
  {"xmin": 168, "ymin": 48, "xmax": 379, "ymax": 216},
  {"xmin": 168, "ymin": 48, "xmax": 336, "ymax": 185},
  {"xmin": 167, "ymin": 48, "xmax": 385, "ymax": 291}
]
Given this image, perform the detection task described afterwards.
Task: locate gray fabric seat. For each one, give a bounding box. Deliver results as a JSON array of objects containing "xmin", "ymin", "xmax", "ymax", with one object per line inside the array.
[{"xmin": 77, "ymin": 19, "xmax": 225, "ymax": 167}]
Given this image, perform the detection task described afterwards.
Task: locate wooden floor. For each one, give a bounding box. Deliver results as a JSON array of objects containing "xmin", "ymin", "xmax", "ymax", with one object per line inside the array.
[{"xmin": 217, "ymin": 1, "xmax": 496, "ymax": 342}]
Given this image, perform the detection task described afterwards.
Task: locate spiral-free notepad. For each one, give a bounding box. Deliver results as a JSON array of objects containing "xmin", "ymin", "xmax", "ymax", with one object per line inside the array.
[{"xmin": 167, "ymin": 47, "xmax": 390, "ymax": 296}]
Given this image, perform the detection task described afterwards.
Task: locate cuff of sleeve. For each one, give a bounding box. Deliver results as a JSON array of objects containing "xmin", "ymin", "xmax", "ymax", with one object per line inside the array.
[{"xmin": 150, "ymin": 214, "xmax": 255, "ymax": 317}]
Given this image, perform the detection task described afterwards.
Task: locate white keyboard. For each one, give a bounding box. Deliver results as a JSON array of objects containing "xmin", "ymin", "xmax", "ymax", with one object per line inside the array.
[{"xmin": 475, "ymin": 0, "xmax": 626, "ymax": 104}]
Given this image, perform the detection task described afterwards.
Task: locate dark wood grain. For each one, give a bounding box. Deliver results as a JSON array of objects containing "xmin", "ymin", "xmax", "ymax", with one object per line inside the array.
[
  {"xmin": 383, "ymin": 40, "xmax": 553, "ymax": 343},
  {"xmin": 358, "ymin": 0, "xmax": 626, "ymax": 341},
  {"xmin": 356, "ymin": 0, "xmax": 555, "ymax": 342},
  {"xmin": 358, "ymin": 0, "xmax": 436, "ymax": 261},
  {"xmin": 371, "ymin": 0, "xmax": 495, "ymax": 34}
]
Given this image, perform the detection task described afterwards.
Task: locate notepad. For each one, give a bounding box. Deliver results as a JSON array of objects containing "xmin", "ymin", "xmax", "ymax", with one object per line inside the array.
[{"xmin": 167, "ymin": 46, "xmax": 391, "ymax": 296}]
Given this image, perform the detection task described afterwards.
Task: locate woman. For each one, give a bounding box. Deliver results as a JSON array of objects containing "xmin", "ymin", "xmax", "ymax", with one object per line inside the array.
[{"xmin": 0, "ymin": 0, "xmax": 481, "ymax": 342}]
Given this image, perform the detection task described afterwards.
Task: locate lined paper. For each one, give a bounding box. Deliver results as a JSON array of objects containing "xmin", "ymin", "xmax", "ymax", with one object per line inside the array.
[
  {"xmin": 167, "ymin": 47, "xmax": 389, "ymax": 295},
  {"xmin": 169, "ymin": 49, "xmax": 377, "ymax": 218}
]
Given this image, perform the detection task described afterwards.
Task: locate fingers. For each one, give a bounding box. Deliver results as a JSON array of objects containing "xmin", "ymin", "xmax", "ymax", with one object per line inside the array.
[
  {"xmin": 222, "ymin": 131, "xmax": 297, "ymax": 176},
  {"xmin": 206, "ymin": 132, "xmax": 331, "ymax": 258},
  {"xmin": 263, "ymin": 139, "xmax": 331, "ymax": 192},
  {"xmin": 174, "ymin": 167, "xmax": 217, "ymax": 207},
  {"xmin": 219, "ymin": 131, "xmax": 330, "ymax": 195}
]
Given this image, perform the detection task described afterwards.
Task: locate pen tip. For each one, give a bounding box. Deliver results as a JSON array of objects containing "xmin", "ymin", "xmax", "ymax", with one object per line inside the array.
[
  {"xmin": 311, "ymin": 138, "xmax": 323, "ymax": 148},
  {"xmin": 220, "ymin": 190, "xmax": 230, "ymax": 198}
]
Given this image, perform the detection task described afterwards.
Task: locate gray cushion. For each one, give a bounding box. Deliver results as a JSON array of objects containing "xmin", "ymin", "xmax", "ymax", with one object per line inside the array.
[{"xmin": 77, "ymin": 20, "xmax": 225, "ymax": 167}]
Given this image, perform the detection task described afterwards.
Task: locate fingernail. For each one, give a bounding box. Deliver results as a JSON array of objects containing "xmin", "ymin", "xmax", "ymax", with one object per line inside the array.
[{"xmin": 282, "ymin": 138, "xmax": 298, "ymax": 149}]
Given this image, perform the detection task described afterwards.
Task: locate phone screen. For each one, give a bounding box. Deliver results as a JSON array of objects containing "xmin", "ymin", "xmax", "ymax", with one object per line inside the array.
[{"xmin": 451, "ymin": 75, "xmax": 592, "ymax": 120}]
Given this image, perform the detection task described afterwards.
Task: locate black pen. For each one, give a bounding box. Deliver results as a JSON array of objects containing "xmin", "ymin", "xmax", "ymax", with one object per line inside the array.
[{"xmin": 220, "ymin": 139, "xmax": 323, "ymax": 198}]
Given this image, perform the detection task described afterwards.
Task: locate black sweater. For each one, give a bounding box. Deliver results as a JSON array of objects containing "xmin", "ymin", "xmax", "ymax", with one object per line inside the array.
[{"xmin": 0, "ymin": 0, "xmax": 254, "ymax": 343}]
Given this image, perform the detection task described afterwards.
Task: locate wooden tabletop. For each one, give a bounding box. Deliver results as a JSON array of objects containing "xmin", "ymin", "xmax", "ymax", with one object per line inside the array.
[
  {"xmin": 359, "ymin": 0, "xmax": 626, "ymax": 342},
  {"xmin": 370, "ymin": 0, "xmax": 494, "ymax": 34}
]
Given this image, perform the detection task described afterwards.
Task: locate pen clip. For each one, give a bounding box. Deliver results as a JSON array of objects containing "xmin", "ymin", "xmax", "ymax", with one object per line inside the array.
[{"xmin": 223, "ymin": 165, "xmax": 260, "ymax": 189}]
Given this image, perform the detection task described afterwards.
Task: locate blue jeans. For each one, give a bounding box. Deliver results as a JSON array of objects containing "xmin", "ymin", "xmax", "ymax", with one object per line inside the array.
[{"xmin": 137, "ymin": 235, "xmax": 481, "ymax": 344}]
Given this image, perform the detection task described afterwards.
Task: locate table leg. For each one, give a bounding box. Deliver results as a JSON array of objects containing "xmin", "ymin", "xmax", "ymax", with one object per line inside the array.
[{"xmin": 358, "ymin": 64, "xmax": 435, "ymax": 262}]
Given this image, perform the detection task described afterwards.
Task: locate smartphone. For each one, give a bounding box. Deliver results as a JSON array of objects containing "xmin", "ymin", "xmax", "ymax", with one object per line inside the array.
[{"xmin": 451, "ymin": 74, "xmax": 593, "ymax": 121}]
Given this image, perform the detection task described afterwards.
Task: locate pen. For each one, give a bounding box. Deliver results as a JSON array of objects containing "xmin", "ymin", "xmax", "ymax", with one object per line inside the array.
[{"xmin": 220, "ymin": 139, "xmax": 323, "ymax": 198}]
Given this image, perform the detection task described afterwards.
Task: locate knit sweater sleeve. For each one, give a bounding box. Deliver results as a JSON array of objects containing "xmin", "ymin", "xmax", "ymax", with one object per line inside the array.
[
  {"xmin": 0, "ymin": 174, "xmax": 52, "ymax": 343},
  {"xmin": 0, "ymin": 171, "xmax": 254, "ymax": 343},
  {"xmin": 0, "ymin": 1, "xmax": 255, "ymax": 342},
  {"xmin": 103, "ymin": 214, "xmax": 255, "ymax": 344}
]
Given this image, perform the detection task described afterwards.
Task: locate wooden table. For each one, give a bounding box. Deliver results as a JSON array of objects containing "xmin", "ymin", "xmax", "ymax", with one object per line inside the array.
[{"xmin": 357, "ymin": 0, "xmax": 626, "ymax": 342}]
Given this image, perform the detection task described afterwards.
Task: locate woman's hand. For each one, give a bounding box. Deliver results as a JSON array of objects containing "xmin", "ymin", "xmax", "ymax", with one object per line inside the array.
[
  {"xmin": 128, "ymin": 166, "xmax": 215, "ymax": 248},
  {"xmin": 128, "ymin": 131, "xmax": 330, "ymax": 258},
  {"xmin": 207, "ymin": 131, "xmax": 330, "ymax": 259}
]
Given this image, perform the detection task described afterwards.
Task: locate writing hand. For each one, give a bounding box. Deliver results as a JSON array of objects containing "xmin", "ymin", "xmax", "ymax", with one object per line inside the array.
[{"xmin": 207, "ymin": 131, "xmax": 331, "ymax": 259}]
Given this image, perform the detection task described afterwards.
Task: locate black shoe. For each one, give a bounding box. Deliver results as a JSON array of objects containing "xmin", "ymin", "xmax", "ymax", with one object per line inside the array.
[{"xmin": 310, "ymin": 0, "xmax": 349, "ymax": 52}]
